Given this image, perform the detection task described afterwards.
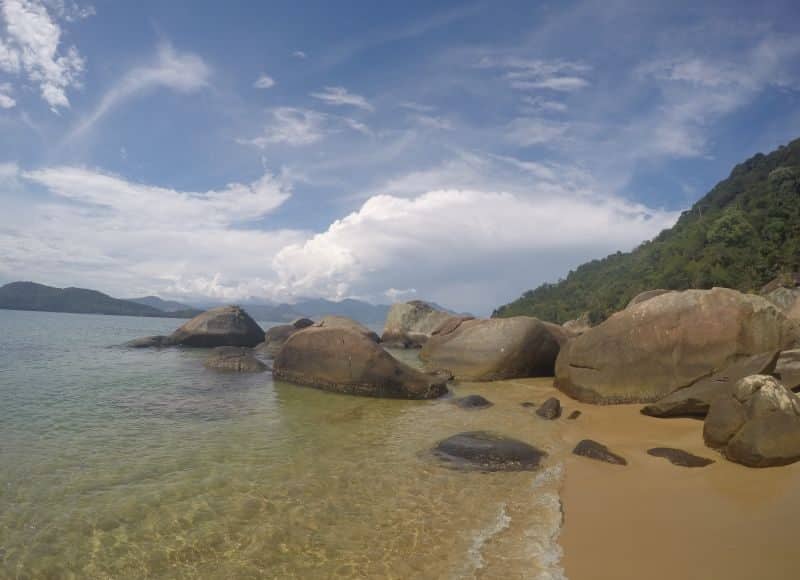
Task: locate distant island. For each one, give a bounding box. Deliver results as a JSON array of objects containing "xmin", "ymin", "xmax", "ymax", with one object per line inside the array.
[
  {"xmin": 0, "ymin": 281, "xmax": 392, "ymax": 324},
  {"xmin": 494, "ymin": 137, "xmax": 800, "ymax": 324}
]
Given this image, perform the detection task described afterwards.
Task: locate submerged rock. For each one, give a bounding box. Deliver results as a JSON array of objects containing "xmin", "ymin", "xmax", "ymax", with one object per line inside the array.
[
  {"xmin": 567, "ymin": 410, "xmax": 582, "ymax": 420},
  {"xmin": 433, "ymin": 431, "xmax": 546, "ymax": 471},
  {"xmin": 572, "ymin": 439, "xmax": 627, "ymax": 465},
  {"xmin": 420, "ymin": 316, "xmax": 566, "ymax": 381},
  {"xmin": 641, "ymin": 351, "xmax": 781, "ymax": 418},
  {"xmin": 556, "ymin": 288, "xmax": 798, "ymax": 404},
  {"xmin": 273, "ymin": 326, "xmax": 447, "ymax": 399},
  {"xmin": 646, "ymin": 447, "xmax": 714, "ymax": 468},
  {"xmin": 203, "ymin": 347, "xmax": 268, "ymax": 373},
  {"xmin": 124, "ymin": 335, "xmax": 172, "ymax": 348},
  {"xmin": 536, "ymin": 397, "xmax": 562, "ymax": 420},
  {"xmin": 703, "ymin": 375, "xmax": 800, "ymax": 467},
  {"xmin": 169, "ymin": 305, "xmax": 265, "ymax": 347},
  {"xmin": 381, "ymin": 301, "xmax": 455, "ymax": 348},
  {"xmin": 452, "ymin": 394, "xmax": 493, "ymax": 409}
]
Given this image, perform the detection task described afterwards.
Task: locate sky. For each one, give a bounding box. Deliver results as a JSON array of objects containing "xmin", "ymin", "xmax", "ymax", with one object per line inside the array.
[{"xmin": 1, "ymin": 0, "xmax": 799, "ymax": 314}]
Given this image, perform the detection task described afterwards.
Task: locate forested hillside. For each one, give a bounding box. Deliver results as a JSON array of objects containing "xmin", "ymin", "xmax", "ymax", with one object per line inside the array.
[{"xmin": 494, "ymin": 138, "xmax": 800, "ymax": 323}]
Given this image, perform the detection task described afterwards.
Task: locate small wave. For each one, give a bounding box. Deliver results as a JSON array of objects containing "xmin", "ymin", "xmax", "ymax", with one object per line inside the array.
[
  {"xmin": 528, "ymin": 463, "xmax": 566, "ymax": 580},
  {"xmin": 465, "ymin": 502, "xmax": 512, "ymax": 574}
]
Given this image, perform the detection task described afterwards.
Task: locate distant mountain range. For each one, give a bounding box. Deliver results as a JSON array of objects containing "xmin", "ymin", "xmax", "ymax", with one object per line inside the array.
[{"xmin": 0, "ymin": 281, "xmax": 394, "ymax": 325}]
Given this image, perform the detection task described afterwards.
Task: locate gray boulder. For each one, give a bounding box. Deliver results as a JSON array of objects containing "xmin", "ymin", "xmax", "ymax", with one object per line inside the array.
[
  {"xmin": 124, "ymin": 335, "xmax": 173, "ymax": 348},
  {"xmin": 703, "ymin": 375, "xmax": 800, "ymax": 467},
  {"xmin": 272, "ymin": 326, "xmax": 447, "ymax": 399},
  {"xmin": 420, "ymin": 316, "xmax": 567, "ymax": 381},
  {"xmin": 204, "ymin": 347, "xmax": 268, "ymax": 372},
  {"xmin": 775, "ymin": 349, "xmax": 800, "ymax": 391},
  {"xmin": 433, "ymin": 431, "xmax": 546, "ymax": 471},
  {"xmin": 641, "ymin": 351, "xmax": 780, "ymax": 417},
  {"xmin": 556, "ymin": 288, "xmax": 799, "ymax": 404},
  {"xmin": 254, "ymin": 318, "xmax": 315, "ymax": 358},
  {"xmin": 452, "ymin": 394, "xmax": 493, "ymax": 409},
  {"xmin": 169, "ymin": 305, "xmax": 265, "ymax": 347},
  {"xmin": 314, "ymin": 315, "xmax": 380, "ymax": 343},
  {"xmin": 536, "ymin": 397, "xmax": 562, "ymax": 420},
  {"xmin": 572, "ymin": 439, "xmax": 627, "ymax": 465},
  {"xmin": 626, "ymin": 289, "xmax": 673, "ymax": 309},
  {"xmin": 381, "ymin": 301, "xmax": 455, "ymax": 348},
  {"xmin": 562, "ymin": 312, "xmax": 591, "ymax": 336}
]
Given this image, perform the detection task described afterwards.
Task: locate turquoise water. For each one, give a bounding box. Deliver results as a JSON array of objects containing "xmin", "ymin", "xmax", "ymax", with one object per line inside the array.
[{"xmin": 0, "ymin": 310, "xmax": 566, "ymax": 579}]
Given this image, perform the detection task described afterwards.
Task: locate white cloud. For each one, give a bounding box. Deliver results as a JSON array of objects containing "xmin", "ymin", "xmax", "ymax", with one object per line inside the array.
[
  {"xmin": 311, "ymin": 86, "xmax": 374, "ymax": 111},
  {"xmin": 291, "ymin": 50, "xmax": 306, "ymax": 59},
  {"xmin": 479, "ymin": 56, "xmax": 591, "ymax": 94},
  {"xmin": 506, "ymin": 117, "xmax": 570, "ymax": 146},
  {"xmin": 0, "ymin": 81, "xmax": 15, "ymax": 107},
  {"xmin": 253, "ymin": 73, "xmax": 275, "ymax": 89},
  {"xmin": 410, "ymin": 114, "xmax": 453, "ymax": 130},
  {"xmin": 70, "ymin": 42, "xmax": 210, "ymax": 138},
  {"xmin": 270, "ymin": 187, "xmax": 679, "ymax": 313},
  {"xmin": 240, "ymin": 107, "xmax": 327, "ymax": 147},
  {"xmin": 0, "ymin": 166, "xmax": 304, "ymax": 301},
  {"xmin": 0, "ymin": 0, "xmax": 85, "ymax": 109},
  {"xmin": 521, "ymin": 96, "xmax": 567, "ymax": 113}
]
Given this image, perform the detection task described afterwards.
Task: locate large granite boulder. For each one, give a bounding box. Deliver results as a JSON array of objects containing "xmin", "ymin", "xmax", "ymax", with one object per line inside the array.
[
  {"xmin": 381, "ymin": 301, "xmax": 455, "ymax": 348},
  {"xmin": 419, "ymin": 316, "xmax": 566, "ymax": 381},
  {"xmin": 641, "ymin": 351, "xmax": 781, "ymax": 417},
  {"xmin": 314, "ymin": 315, "xmax": 380, "ymax": 343},
  {"xmin": 169, "ymin": 306, "xmax": 264, "ymax": 347},
  {"xmin": 703, "ymin": 375, "xmax": 800, "ymax": 467},
  {"xmin": 432, "ymin": 431, "xmax": 546, "ymax": 471},
  {"xmin": 204, "ymin": 347, "xmax": 267, "ymax": 372},
  {"xmin": 272, "ymin": 326, "xmax": 448, "ymax": 399},
  {"xmin": 626, "ymin": 289, "xmax": 673, "ymax": 309},
  {"xmin": 562, "ymin": 312, "xmax": 591, "ymax": 336},
  {"xmin": 254, "ymin": 318, "xmax": 315, "ymax": 358},
  {"xmin": 556, "ymin": 288, "xmax": 799, "ymax": 404},
  {"xmin": 776, "ymin": 349, "xmax": 800, "ymax": 391}
]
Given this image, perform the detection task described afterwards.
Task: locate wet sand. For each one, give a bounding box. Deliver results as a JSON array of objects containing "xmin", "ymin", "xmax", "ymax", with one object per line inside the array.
[{"xmin": 556, "ymin": 391, "xmax": 800, "ymax": 580}]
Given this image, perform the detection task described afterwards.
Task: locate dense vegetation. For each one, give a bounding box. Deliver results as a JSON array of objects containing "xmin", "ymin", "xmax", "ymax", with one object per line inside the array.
[{"xmin": 494, "ymin": 137, "xmax": 800, "ymax": 323}]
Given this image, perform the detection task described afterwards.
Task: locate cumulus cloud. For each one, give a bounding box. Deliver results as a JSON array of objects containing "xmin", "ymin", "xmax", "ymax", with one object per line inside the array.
[
  {"xmin": 70, "ymin": 42, "xmax": 210, "ymax": 138},
  {"xmin": 0, "ymin": 166, "xmax": 304, "ymax": 301},
  {"xmin": 310, "ymin": 86, "xmax": 373, "ymax": 111},
  {"xmin": 0, "ymin": 0, "xmax": 85, "ymax": 109},
  {"xmin": 253, "ymin": 73, "xmax": 275, "ymax": 89},
  {"xmin": 0, "ymin": 81, "xmax": 15, "ymax": 107},
  {"xmin": 270, "ymin": 187, "xmax": 678, "ymax": 312}
]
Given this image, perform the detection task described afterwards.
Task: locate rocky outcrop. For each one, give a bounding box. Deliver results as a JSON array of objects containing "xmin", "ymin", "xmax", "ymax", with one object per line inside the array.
[
  {"xmin": 314, "ymin": 315, "xmax": 380, "ymax": 343},
  {"xmin": 170, "ymin": 306, "xmax": 264, "ymax": 347},
  {"xmin": 254, "ymin": 318, "xmax": 315, "ymax": 358},
  {"xmin": 272, "ymin": 326, "xmax": 447, "ymax": 399},
  {"xmin": 626, "ymin": 289, "xmax": 673, "ymax": 309},
  {"xmin": 776, "ymin": 349, "xmax": 800, "ymax": 391},
  {"xmin": 203, "ymin": 347, "xmax": 268, "ymax": 372},
  {"xmin": 641, "ymin": 351, "xmax": 780, "ymax": 417},
  {"xmin": 124, "ymin": 335, "xmax": 173, "ymax": 348},
  {"xmin": 381, "ymin": 301, "xmax": 455, "ymax": 348},
  {"xmin": 420, "ymin": 316, "xmax": 567, "ymax": 381},
  {"xmin": 562, "ymin": 312, "xmax": 591, "ymax": 336},
  {"xmin": 703, "ymin": 375, "xmax": 800, "ymax": 467},
  {"xmin": 536, "ymin": 397, "xmax": 562, "ymax": 420},
  {"xmin": 556, "ymin": 288, "xmax": 799, "ymax": 404},
  {"xmin": 452, "ymin": 394, "xmax": 493, "ymax": 409},
  {"xmin": 646, "ymin": 447, "xmax": 714, "ymax": 467},
  {"xmin": 572, "ymin": 439, "xmax": 627, "ymax": 465},
  {"xmin": 433, "ymin": 431, "xmax": 546, "ymax": 471}
]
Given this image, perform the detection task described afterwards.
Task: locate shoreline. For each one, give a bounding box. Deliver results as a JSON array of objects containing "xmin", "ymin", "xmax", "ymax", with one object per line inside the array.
[{"xmin": 555, "ymin": 390, "xmax": 800, "ymax": 579}]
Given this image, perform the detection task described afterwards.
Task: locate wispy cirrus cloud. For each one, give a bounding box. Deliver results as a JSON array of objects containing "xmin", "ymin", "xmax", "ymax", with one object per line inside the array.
[
  {"xmin": 69, "ymin": 42, "xmax": 210, "ymax": 138},
  {"xmin": 310, "ymin": 86, "xmax": 373, "ymax": 111},
  {"xmin": 0, "ymin": 0, "xmax": 87, "ymax": 110},
  {"xmin": 239, "ymin": 107, "xmax": 328, "ymax": 147}
]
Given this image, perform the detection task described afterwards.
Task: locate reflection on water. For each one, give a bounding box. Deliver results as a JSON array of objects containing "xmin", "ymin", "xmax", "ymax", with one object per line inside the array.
[{"xmin": 0, "ymin": 310, "xmax": 566, "ymax": 579}]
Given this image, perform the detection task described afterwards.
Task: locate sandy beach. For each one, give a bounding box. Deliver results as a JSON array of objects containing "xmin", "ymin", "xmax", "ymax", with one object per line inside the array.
[{"xmin": 557, "ymin": 393, "xmax": 800, "ymax": 580}]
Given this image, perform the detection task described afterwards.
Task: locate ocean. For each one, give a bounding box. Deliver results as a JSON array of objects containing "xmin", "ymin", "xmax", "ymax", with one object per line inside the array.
[{"xmin": 0, "ymin": 309, "xmax": 566, "ymax": 579}]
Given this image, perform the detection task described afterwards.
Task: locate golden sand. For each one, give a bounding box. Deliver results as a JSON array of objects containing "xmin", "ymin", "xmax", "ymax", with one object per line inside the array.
[{"xmin": 557, "ymin": 392, "xmax": 800, "ymax": 580}]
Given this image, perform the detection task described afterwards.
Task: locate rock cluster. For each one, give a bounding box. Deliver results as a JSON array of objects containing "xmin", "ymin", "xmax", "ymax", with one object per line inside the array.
[{"xmin": 381, "ymin": 301, "xmax": 457, "ymax": 348}]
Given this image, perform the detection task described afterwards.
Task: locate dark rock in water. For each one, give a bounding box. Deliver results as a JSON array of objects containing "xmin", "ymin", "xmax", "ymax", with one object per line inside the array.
[
  {"xmin": 521, "ymin": 401, "xmax": 537, "ymax": 408},
  {"xmin": 573, "ymin": 439, "xmax": 627, "ymax": 465},
  {"xmin": 273, "ymin": 326, "xmax": 447, "ymax": 399},
  {"xmin": 704, "ymin": 375, "xmax": 800, "ymax": 467},
  {"xmin": 453, "ymin": 394, "xmax": 493, "ymax": 409},
  {"xmin": 641, "ymin": 351, "xmax": 781, "ymax": 418},
  {"xmin": 204, "ymin": 347, "xmax": 268, "ymax": 373},
  {"xmin": 646, "ymin": 447, "xmax": 714, "ymax": 467},
  {"xmin": 536, "ymin": 397, "xmax": 562, "ymax": 420},
  {"xmin": 169, "ymin": 305, "xmax": 265, "ymax": 347},
  {"xmin": 255, "ymin": 323, "xmax": 302, "ymax": 358},
  {"xmin": 433, "ymin": 431, "xmax": 546, "ymax": 471},
  {"xmin": 568, "ymin": 410, "xmax": 582, "ymax": 420},
  {"xmin": 124, "ymin": 335, "xmax": 173, "ymax": 348},
  {"xmin": 292, "ymin": 318, "xmax": 314, "ymax": 329}
]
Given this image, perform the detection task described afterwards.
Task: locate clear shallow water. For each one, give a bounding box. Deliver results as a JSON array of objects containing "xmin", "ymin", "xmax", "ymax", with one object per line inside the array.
[{"xmin": 0, "ymin": 310, "xmax": 567, "ymax": 579}]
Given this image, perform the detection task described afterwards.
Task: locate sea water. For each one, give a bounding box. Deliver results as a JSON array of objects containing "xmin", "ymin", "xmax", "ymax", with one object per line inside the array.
[{"xmin": 0, "ymin": 309, "xmax": 566, "ymax": 579}]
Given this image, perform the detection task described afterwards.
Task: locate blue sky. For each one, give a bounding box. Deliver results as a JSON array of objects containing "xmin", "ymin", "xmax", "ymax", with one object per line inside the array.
[{"xmin": 1, "ymin": 0, "xmax": 799, "ymax": 314}]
